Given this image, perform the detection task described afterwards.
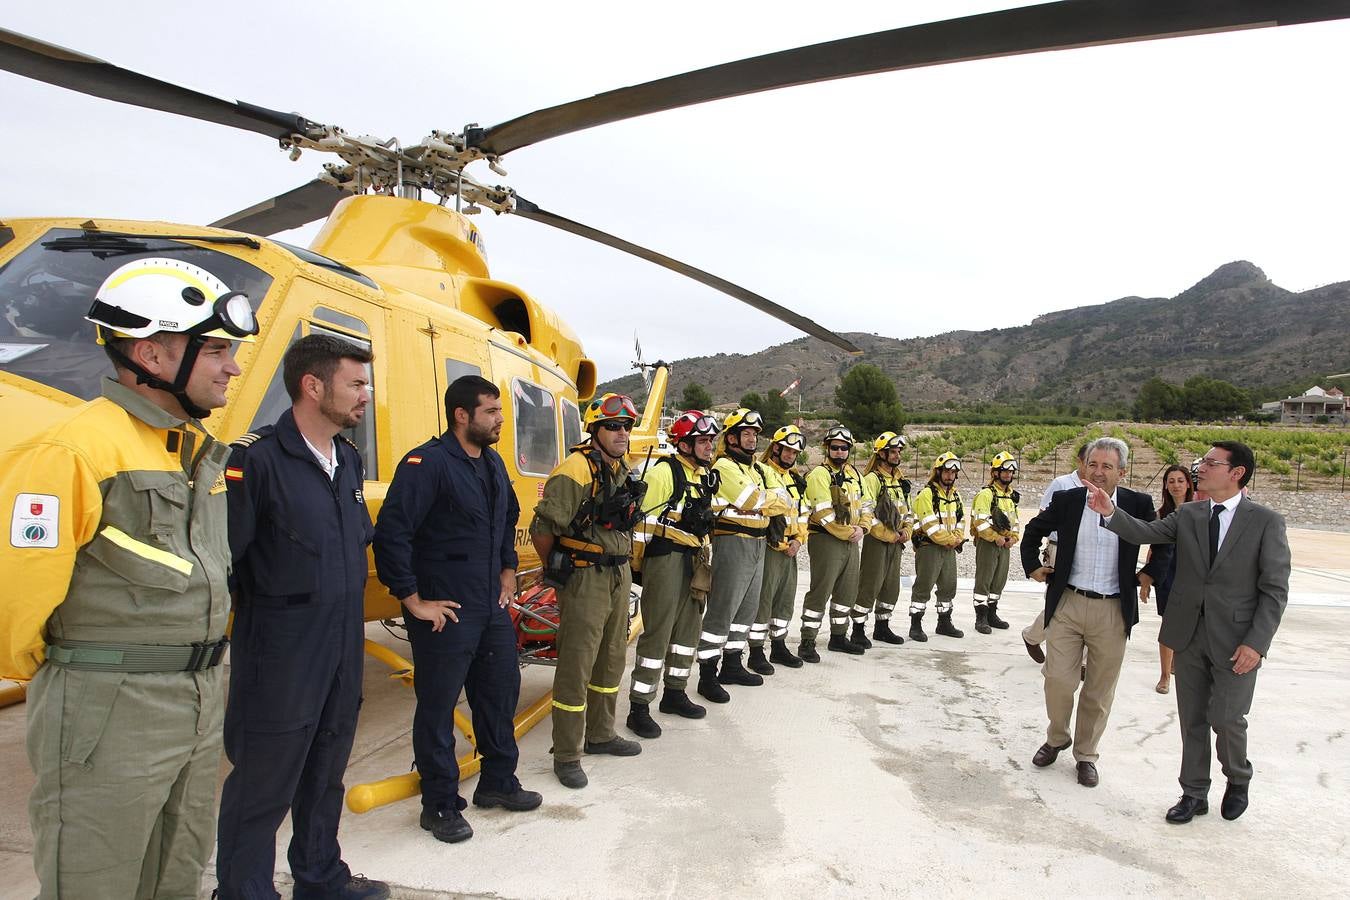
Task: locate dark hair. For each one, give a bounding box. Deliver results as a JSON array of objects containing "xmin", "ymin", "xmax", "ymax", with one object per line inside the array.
[
  {"xmin": 1158, "ymin": 464, "xmax": 1194, "ymax": 516},
  {"xmin": 1076, "ymin": 442, "xmax": 1090, "ymax": 461},
  {"xmin": 283, "ymin": 334, "xmax": 373, "ymax": 401},
  {"xmin": 1211, "ymin": 440, "xmax": 1255, "ymax": 488},
  {"xmin": 445, "ymin": 375, "xmax": 499, "ymax": 424}
]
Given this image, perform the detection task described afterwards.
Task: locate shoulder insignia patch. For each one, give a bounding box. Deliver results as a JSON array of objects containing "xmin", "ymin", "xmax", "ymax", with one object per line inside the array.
[
  {"xmin": 224, "ymin": 466, "xmax": 244, "ymax": 482},
  {"xmin": 338, "ymin": 434, "xmax": 360, "ymax": 452},
  {"xmin": 406, "ymin": 455, "xmax": 423, "ymax": 465},
  {"xmin": 11, "ymin": 493, "xmax": 59, "ymax": 549},
  {"xmin": 230, "ymin": 432, "xmax": 263, "ymax": 449}
]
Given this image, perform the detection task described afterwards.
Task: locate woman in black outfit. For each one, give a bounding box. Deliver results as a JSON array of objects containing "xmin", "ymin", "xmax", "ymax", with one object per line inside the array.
[{"xmin": 1141, "ymin": 464, "xmax": 1193, "ymax": 694}]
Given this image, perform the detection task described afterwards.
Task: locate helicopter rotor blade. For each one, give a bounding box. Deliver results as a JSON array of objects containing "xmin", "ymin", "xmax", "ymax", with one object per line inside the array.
[
  {"xmin": 209, "ymin": 180, "xmax": 352, "ymax": 235},
  {"xmin": 474, "ymin": 0, "xmax": 1348, "ymax": 156},
  {"xmin": 0, "ymin": 27, "xmax": 323, "ymax": 140},
  {"xmin": 512, "ymin": 196, "xmax": 860, "ymax": 355}
]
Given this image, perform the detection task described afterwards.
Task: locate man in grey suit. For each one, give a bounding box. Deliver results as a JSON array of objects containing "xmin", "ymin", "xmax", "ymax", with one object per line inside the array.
[{"xmin": 1086, "ymin": 441, "xmax": 1290, "ymax": 824}]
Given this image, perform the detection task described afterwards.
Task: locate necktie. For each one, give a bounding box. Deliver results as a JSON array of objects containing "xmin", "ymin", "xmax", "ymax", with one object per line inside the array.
[{"xmin": 1208, "ymin": 504, "xmax": 1224, "ymax": 566}]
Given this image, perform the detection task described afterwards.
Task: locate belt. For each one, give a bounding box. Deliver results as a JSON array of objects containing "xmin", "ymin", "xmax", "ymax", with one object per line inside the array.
[
  {"xmin": 1067, "ymin": 584, "xmax": 1119, "ymax": 600},
  {"xmin": 566, "ymin": 548, "xmax": 631, "ymax": 568},
  {"xmin": 714, "ymin": 521, "xmax": 768, "ymax": 538},
  {"xmin": 46, "ymin": 638, "xmax": 229, "ymax": 673}
]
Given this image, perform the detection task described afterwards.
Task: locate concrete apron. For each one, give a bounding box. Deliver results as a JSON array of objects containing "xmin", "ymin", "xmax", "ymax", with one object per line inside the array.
[{"xmin": 2, "ymin": 544, "xmax": 1349, "ymax": 897}]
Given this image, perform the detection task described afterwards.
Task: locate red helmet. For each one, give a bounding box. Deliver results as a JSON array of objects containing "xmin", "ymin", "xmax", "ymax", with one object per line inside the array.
[{"xmin": 669, "ymin": 410, "xmax": 720, "ymax": 443}]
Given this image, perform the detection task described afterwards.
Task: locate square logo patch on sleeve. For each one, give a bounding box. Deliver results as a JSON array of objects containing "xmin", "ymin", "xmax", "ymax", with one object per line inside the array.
[{"xmin": 11, "ymin": 493, "xmax": 59, "ymax": 548}]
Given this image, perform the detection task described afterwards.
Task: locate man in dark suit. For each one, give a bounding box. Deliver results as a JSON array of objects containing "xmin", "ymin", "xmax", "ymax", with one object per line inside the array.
[
  {"xmin": 1020, "ymin": 437, "xmax": 1168, "ymax": 788},
  {"xmin": 1089, "ymin": 441, "xmax": 1289, "ymax": 823}
]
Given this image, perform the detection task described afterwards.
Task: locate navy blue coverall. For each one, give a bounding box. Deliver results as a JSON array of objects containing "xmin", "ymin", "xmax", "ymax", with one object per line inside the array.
[
  {"xmin": 372, "ymin": 431, "xmax": 521, "ymax": 815},
  {"xmin": 217, "ymin": 410, "xmax": 374, "ymax": 899}
]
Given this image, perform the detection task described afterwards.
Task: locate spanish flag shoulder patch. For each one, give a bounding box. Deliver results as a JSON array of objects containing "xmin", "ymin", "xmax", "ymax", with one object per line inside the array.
[
  {"xmin": 406, "ymin": 456, "xmax": 423, "ymax": 465},
  {"xmin": 224, "ymin": 467, "xmax": 244, "ymax": 482}
]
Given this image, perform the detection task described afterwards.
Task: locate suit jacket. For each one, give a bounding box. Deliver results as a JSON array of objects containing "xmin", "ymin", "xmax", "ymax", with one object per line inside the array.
[
  {"xmin": 1105, "ymin": 497, "xmax": 1289, "ymax": 657},
  {"xmin": 1020, "ymin": 486, "xmax": 1165, "ymax": 636}
]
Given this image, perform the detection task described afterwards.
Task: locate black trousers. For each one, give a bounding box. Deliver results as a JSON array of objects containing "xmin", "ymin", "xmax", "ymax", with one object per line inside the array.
[
  {"xmin": 217, "ymin": 601, "xmax": 363, "ymax": 898},
  {"xmin": 406, "ymin": 601, "xmax": 522, "ymax": 813}
]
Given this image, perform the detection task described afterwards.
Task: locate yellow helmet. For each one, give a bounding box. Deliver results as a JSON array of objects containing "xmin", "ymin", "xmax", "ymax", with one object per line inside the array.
[
  {"xmin": 823, "ymin": 425, "xmax": 855, "ymax": 446},
  {"xmin": 932, "ymin": 452, "xmax": 962, "ymax": 474},
  {"xmin": 990, "ymin": 451, "xmax": 1018, "ymax": 472},
  {"xmin": 583, "ymin": 392, "xmax": 638, "ymax": 429},
  {"xmin": 769, "ymin": 424, "xmax": 805, "ymax": 450},
  {"xmin": 873, "ymin": 431, "xmax": 907, "ymax": 453},
  {"xmin": 723, "ymin": 408, "xmax": 764, "ymax": 432}
]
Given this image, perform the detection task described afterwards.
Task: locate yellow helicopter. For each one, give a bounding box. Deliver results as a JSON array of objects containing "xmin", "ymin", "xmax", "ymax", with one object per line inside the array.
[{"xmin": 2, "ymin": 0, "xmax": 1342, "ymax": 807}]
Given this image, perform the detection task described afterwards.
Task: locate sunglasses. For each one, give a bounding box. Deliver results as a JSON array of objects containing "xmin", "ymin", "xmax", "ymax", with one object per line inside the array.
[{"xmin": 600, "ymin": 421, "xmax": 633, "ymax": 432}]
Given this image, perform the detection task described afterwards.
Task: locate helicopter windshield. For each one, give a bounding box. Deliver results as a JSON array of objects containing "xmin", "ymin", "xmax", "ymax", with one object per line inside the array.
[{"xmin": 0, "ymin": 228, "xmax": 273, "ymax": 401}]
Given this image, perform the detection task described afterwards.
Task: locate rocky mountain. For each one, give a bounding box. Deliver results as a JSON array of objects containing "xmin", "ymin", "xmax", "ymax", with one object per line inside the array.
[{"xmin": 601, "ymin": 262, "xmax": 1350, "ymax": 411}]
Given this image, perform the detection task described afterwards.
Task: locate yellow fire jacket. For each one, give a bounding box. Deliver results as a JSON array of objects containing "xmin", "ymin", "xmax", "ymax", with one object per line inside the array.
[
  {"xmin": 711, "ymin": 454, "xmax": 792, "ymax": 539},
  {"xmin": 970, "ymin": 483, "xmax": 1021, "ymax": 542},
  {"xmin": 0, "ymin": 380, "xmax": 232, "ymax": 681},
  {"xmin": 912, "ymin": 481, "xmax": 964, "ymax": 548},
  {"xmin": 805, "ymin": 462, "xmax": 872, "ymax": 542},
  {"xmin": 760, "ymin": 458, "xmax": 807, "ymax": 552},
  {"xmin": 630, "ymin": 453, "xmax": 714, "ymax": 567},
  {"xmin": 862, "ymin": 467, "xmax": 914, "ymax": 544}
]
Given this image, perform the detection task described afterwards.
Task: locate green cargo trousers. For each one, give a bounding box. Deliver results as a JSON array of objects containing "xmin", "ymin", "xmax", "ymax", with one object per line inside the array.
[
  {"xmin": 973, "ymin": 540, "xmax": 1011, "ymax": 607},
  {"xmin": 697, "ymin": 535, "xmax": 765, "ymax": 662},
  {"xmin": 751, "ymin": 548, "xmax": 798, "ymax": 647},
  {"xmin": 801, "ymin": 532, "xmax": 861, "ymax": 640},
  {"xmin": 909, "ymin": 542, "xmax": 958, "ymax": 615},
  {"xmin": 628, "ymin": 549, "xmax": 706, "ymax": 703},
  {"xmin": 552, "ymin": 563, "xmax": 632, "ymax": 764},
  {"xmin": 853, "ymin": 534, "xmax": 903, "ymax": 624},
  {"xmin": 27, "ymin": 664, "xmax": 224, "ymax": 900}
]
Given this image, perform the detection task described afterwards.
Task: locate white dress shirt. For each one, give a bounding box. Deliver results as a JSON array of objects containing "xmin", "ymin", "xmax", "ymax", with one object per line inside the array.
[
  {"xmin": 302, "ymin": 433, "xmax": 339, "ymax": 481},
  {"xmin": 1041, "ymin": 470, "xmax": 1082, "ymax": 544},
  {"xmin": 1211, "ymin": 494, "xmax": 1242, "ymax": 552},
  {"xmin": 1067, "ymin": 488, "xmax": 1120, "ymax": 595}
]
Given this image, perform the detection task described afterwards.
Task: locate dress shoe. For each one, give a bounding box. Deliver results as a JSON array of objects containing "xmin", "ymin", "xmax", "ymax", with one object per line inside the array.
[
  {"xmin": 420, "ymin": 807, "xmax": 473, "ymax": 843},
  {"xmin": 554, "ymin": 759, "xmax": 588, "ymax": 789},
  {"xmin": 585, "ymin": 736, "xmax": 641, "ymax": 756},
  {"xmin": 626, "ymin": 703, "xmax": 662, "ymax": 738},
  {"xmin": 1032, "ymin": 740, "xmax": 1071, "ymax": 768},
  {"xmin": 1076, "ymin": 761, "xmax": 1099, "ymax": 787},
  {"xmin": 1166, "ymin": 794, "xmax": 1209, "ymax": 824},
  {"xmin": 1221, "ymin": 783, "xmax": 1249, "ymax": 820},
  {"xmin": 659, "ymin": 689, "xmax": 706, "ymax": 719},
  {"xmin": 1023, "ymin": 638, "xmax": 1045, "ymax": 664},
  {"xmin": 294, "ymin": 875, "xmax": 392, "ymax": 900},
  {"xmin": 797, "ymin": 641, "xmax": 821, "ymax": 663},
  {"xmin": 472, "ymin": 782, "xmax": 543, "ymax": 811}
]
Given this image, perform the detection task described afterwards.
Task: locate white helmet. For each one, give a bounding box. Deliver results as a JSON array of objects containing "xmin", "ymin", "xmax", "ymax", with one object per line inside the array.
[{"xmin": 86, "ymin": 257, "xmax": 258, "ymax": 342}]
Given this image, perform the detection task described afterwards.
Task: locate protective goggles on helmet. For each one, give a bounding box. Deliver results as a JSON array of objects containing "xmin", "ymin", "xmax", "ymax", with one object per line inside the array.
[
  {"xmin": 596, "ymin": 393, "xmax": 638, "ymax": 419},
  {"xmin": 725, "ymin": 408, "xmax": 763, "ymax": 431},
  {"xmin": 189, "ymin": 291, "xmax": 259, "ymax": 339},
  {"xmin": 671, "ymin": 412, "xmax": 720, "ymax": 441},
  {"xmin": 938, "ymin": 458, "xmax": 962, "ymax": 471},
  {"xmin": 771, "ymin": 427, "xmax": 805, "ymax": 450},
  {"xmin": 874, "ymin": 432, "xmax": 907, "ymax": 453},
  {"xmin": 823, "ymin": 426, "xmax": 854, "ymax": 445}
]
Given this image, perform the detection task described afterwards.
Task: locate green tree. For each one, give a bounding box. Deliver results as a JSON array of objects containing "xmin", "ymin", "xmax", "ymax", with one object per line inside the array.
[
  {"xmin": 833, "ymin": 364, "xmax": 905, "ymax": 437},
  {"xmin": 1181, "ymin": 376, "xmax": 1250, "ymax": 421},
  {"xmin": 678, "ymin": 382, "xmax": 713, "ymax": 412},
  {"xmin": 1134, "ymin": 377, "xmax": 1184, "ymax": 421},
  {"xmin": 739, "ymin": 390, "xmax": 791, "ymax": 434}
]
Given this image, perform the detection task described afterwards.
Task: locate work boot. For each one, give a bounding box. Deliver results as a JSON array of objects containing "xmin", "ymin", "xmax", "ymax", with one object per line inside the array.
[
  {"xmin": 872, "ymin": 619, "xmax": 905, "ymax": 645},
  {"xmin": 626, "ymin": 703, "xmax": 662, "ymax": 739},
  {"xmin": 420, "ymin": 807, "xmax": 473, "ymax": 843},
  {"xmin": 659, "ymin": 688, "xmax": 707, "ymax": 719},
  {"xmin": 769, "ymin": 638, "xmax": 804, "ymax": 668},
  {"xmin": 717, "ymin": 650, "xmax": 764, "ymax": 686},
  {"xmin": 974, "ymin": 606, "xmax": 991, "ymax": 635},
  {"xmin": 697, "ymin": 659, "xmax": 731, "ymax": 703},
  {"xmin": 747, "ymin": 645, "xmax": 776, "ymax": 676},
  {"xmin": 798, "ymin": 640, "xmax": 821, "ymax": 664},
  {"xmin": 585, "ymin": 736, "xmax": 642, "ymax": 756},
  {"xmin": 827, "ymin": 633, "xmax": 865, "ymax": 655},
  {"xmin": 987, "ymin": 601, "xmax": 1010, "ymax": 630},
  {"xmin": 850, "ymin": 623, "xmax": 874, "ymax": 650},
  {"xmin": 302, "ymin": 875, "xmax": 391, "ymax": 899},
  {"xmin": 909, "ymin": 613, "xmax": 928, "ymax": 642},
  {"xmin": 554, "ymin": 759, "xmax": 587, "ymax": 789},
  {"xmin": 936, "ymin": 612, "xmax": 965, "ymax": 638}
]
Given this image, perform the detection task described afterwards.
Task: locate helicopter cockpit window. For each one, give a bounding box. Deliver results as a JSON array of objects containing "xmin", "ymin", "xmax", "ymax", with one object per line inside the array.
[
  {"xmin": 561, "ymin": 398, "xmax": 582, "ymax": 451},
  {"xmin": 274, "ymin": 241, "xmax": 378, "ymax": 290},
  {"xmin": 247, "ymin": 322, "xmax": 378, "ymax": 479},
  {"xmin": 512, "ymin": 378, "xmax": 558, "ymax": 477},
  {"xmin": 0, "ymin": 228, "xmax": 272, "ymax": 401}
]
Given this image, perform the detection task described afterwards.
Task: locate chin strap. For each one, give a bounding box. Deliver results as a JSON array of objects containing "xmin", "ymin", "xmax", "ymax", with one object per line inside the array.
[{"xmin": 103, "ymin": 334, "xmax": 212, "ymax": 420}]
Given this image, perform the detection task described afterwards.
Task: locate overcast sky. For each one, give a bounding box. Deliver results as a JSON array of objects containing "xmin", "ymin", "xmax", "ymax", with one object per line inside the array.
[{"xmin": 4, "ymin": 1, "xmax": 1348, "ymax": 386}]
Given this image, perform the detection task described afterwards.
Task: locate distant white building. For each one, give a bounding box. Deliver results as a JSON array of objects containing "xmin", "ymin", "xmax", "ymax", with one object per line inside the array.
[{"xmin": 1274, "ymin": 385, "xmax": 1346, "ymax": 424}]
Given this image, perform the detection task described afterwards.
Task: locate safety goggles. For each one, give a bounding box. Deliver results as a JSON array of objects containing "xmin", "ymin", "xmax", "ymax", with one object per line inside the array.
[
  {"xmin": 995, "ymin": 462, "xmax": 1018, "ymax": 472},
  {"xmin": 685, "ymin": 415, "xmax": 719, "ymax": 435},
  {"xmin": 776, "ymin": 432, "xmax": 805, "ymax": 450},
  {"xmin": 597, "ymin": 394, "xmax": 639, "ymax": 419},
  {"xmin": 188, "ymin": 291, "xmax": 259, "ymax": 339},
  {"xmin": 734, "ymin": 410, "xmax": 764, "ymax": 429},
  {"xmin": 939, "ymin": 460, "xmax": 962, "ymax": 471}
]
